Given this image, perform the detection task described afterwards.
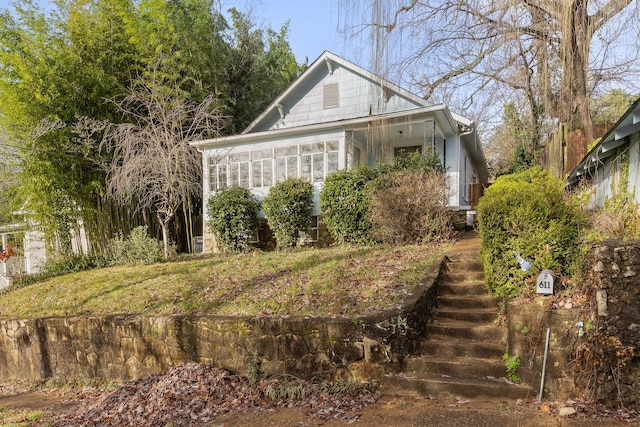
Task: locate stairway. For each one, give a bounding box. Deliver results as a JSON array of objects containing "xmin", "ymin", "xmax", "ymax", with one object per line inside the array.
[{"xmin": 382, "ymin": 232, "xmax": 535, "ymax": 399}]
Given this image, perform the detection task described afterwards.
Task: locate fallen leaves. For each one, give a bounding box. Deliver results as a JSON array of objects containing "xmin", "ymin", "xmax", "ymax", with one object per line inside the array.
[{"xmin": 53, "ymin": 363, "xmax": 380, "ymax": 426}]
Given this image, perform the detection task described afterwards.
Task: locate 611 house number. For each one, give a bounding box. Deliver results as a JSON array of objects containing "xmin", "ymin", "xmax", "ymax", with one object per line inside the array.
[{"xmin": 536, "ymin": 270, "xmax": 554, "ymax": 295}]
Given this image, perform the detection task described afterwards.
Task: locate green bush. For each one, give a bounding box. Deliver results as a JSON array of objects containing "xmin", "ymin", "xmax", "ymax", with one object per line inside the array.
[
  {"xmin": 262, "ymin": 177, "xmax": 313, "ymax": 249},
  {"xmin": 106, "ymin": 225, "xmax": 164, "ymax": 265},
  {"xmin": 378, "ymin": 150, "xmax": 445, "ymax": 175},
  {"xmin": 320, "ymin": 151, "xmax": 445, "ymax": 245},
  {"xmin": 206, "ymin": 186, "xmax": 261, "ymax": 253},
  {"xmin": 319, "ymin": 166, "xmax": 378, "ymax": 245},
  {"xmin": 370, "ymin": 170, "xmax": 453, "ymax": 244},
  {"xmin": 476, "ymin": 167, "xmax": 584, "ymax": 299}
]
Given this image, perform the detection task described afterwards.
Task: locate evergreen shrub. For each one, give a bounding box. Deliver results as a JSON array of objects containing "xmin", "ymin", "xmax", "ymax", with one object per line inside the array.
[
  {"xmin": 106, "ymin": 225, "xmax": 164, "ymax": 265},
  {"xmin": 206, "ymin": 186, "xmax": 260, "ymax": 253},
  {"xmin": 319, "ymin": 166, "xmax": 378, "ymax": 245},
  {"xmin": 262, "ymin": 177, "xmax": 313, "ymax": 249},
  {"xmin": 476, "ymin": 167, "xmax": 584, "ymax": 299}
]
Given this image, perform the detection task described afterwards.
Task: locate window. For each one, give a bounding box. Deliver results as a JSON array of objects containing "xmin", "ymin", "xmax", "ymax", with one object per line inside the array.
[
  {"xmin": 300, "ymin": 143, "xmax": 324, "ymax": 181},
  {"xmin": 211, "ymin": 140, "xmax": 340, "ymax": 191},
  {"xmin": 327, "ymin": 140, "xmax": 339, "ymax": 174},
  {"xmin": 229, "ymin": 151, "xmax": 250, "ymax": 188},
  {"xmin": 323, "ymin": 83, "xmax": 339, "ymax": 109},
  {"xmin": 208, "ymin": 156, "xmax": 228, "ymax": 191},
  {"xmin": 251, "ymin": 148, "xmax": 273, "ymax": 188},
  {"xmin": 276, "ymin": 146, "xmax": 298, "ymax": 182},
  {"xmin": 352, "ymin": 146, "xmax": 362, "ymax": 168}
]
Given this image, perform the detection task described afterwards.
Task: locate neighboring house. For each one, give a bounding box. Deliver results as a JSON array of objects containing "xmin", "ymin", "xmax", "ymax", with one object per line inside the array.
[
  {"xmin": 0, "ymin": 222, "xmax": 46, "ymax": 289},
  {"xmin": 567, "ymin": 97, "xmax": 640, "ymax": 207},
  {"xmin": 0, "ymin": 208, "xmax": 88, "ymax": 288},
  {"xmin": 192, "ymin": 51, "xmax": 488, "ymax": 250}
]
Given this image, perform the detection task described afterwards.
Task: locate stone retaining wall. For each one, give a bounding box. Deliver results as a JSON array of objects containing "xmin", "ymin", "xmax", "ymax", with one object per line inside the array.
[
  {"xmin": 0, "ymin": 258, "xmax": 444, "ymax": 383},
  {"xmin": 507, "ymin": 240, "xmax": 640, "ymax": 408}
]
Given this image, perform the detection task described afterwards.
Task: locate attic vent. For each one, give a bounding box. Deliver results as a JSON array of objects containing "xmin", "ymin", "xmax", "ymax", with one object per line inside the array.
[{"xmin": 323, "ymin": 83, "xmax": 339, "ymax": 109}]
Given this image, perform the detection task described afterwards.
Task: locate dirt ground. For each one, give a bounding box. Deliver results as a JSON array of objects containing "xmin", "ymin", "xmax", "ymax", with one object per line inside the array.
[{"xmin": 0, "ymin": 390, "xmax": 636, "ymax": 427}]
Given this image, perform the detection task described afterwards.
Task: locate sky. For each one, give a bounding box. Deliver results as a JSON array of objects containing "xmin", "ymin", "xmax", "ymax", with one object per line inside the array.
[{"xmin": 221, "ymin": 0, "xmax": 350, "ymax": 64}]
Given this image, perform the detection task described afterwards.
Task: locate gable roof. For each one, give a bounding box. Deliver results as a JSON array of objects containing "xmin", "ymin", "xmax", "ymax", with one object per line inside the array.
[
  {"xmin": 242, "ymin": 50, "xmax": 432, "ymax": 134},
  {"xmin": 567, "ymin": 97, "xmax": 640, "ymax": 185}
]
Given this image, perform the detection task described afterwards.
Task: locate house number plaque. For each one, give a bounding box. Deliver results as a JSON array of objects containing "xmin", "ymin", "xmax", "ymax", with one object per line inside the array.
[{"xmin": 536, "ymin": 270, "xmax": 555, "ymax": 295}]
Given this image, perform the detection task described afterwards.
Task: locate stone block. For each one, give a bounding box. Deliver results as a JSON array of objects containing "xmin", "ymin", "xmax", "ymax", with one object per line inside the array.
[
  {"xmin": 329, "ymin": 341, "xmax": 364, "ymax": 365},
  {"xmin": 276, "ymin": 333, "xmax": 308, "ymax": 359},
  {"xmin": 363, "ymin": 337, "xmax": 389, "ymax": 363}
]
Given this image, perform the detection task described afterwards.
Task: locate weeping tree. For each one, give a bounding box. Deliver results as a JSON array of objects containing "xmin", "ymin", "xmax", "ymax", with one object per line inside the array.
[
  {"xmin": 97, "ymin": 71, "xmax": 226, "ymax": 258},
  {"xmin": 341, "ymin": 0, "xmax": 639, "ymax": 149}
]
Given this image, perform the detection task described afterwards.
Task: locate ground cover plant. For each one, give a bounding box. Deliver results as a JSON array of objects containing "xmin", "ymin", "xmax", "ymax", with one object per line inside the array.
[{"xmin": 0, "ymin": 244, "xmax": 446, "ymax": 318}]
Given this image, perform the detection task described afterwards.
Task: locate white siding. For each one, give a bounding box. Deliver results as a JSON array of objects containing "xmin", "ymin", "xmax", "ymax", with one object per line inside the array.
[{"xmin": 253, "ymin": 64, "xmax": 425, "ymax": 132}]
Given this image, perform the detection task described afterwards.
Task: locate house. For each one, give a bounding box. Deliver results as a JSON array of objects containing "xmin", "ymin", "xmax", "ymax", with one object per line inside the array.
[
  {"xmin": 0, "ymin": 221, "xmax": 46, "ymax": 288},
  {"xmin": 566, "ymin": 97, "xmax": 640, "ymax": 207},
  {"xmin": 0, "ymin": 206, "xmax": 87, "ymax": 288},
  {"xmin": 192, "ymin": 51, "xmax": 488, "ymax": 250}
]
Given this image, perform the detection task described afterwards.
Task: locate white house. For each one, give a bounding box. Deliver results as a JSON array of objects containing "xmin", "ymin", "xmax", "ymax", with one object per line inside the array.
[
  {"xmin": 0, "ymin": 222, "xmax": 46, "ymax": 288},
  {"xmin": 192, "ymin": 51, "xmax": 488, "ymax": 250},
  {"xmin": 567, "ymin": 97, "xmax": 640, "ymax": 206}
]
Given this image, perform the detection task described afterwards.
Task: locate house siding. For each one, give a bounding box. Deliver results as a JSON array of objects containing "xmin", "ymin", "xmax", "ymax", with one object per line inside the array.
[{"xmin": 253, "ymin": 64, "xmax": 425, "ymax": 133}]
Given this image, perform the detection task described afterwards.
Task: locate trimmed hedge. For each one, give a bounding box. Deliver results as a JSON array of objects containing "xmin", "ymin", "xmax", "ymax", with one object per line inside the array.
[
  {"xmin": 476, "ymin": 167, "xmax": 584, "ymax": 299},
  {"xmin": 262, "ymin": 177, "xmax": 313, "ymax": 249},
  {"xmin": 319, "ymin": 166, "xmax": 377, "ymax": 245},
  {"xmin": 206, "ymin": 186, "xmax": 261, "ymax": 253}
]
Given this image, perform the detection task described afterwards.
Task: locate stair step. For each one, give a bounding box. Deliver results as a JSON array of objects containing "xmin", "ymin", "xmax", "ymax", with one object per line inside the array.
[
  {"xmin": 381, "ymin": 372, "xmax": 535, "ymax": 399},
  {"xmin": 429, "ymin": 320, "xmax": 505, "ymax": 341},
  {"xmin": 446, "ymin": 252, "xmax": 481, "ymax": 263},
  {"xmin": 439, "ymin": 282, "xmax": 487, "ymax": 296},
  {"xmin": 405, "ymin": 357, "xmax": 507, "ymax": 378},
  {"xmin": 420, "ymin": 338, "xmax": 504, "ymax": 359},
  {"xmin": 434, "ymin": 308, "xmax": 498, "ymax": 322},
  {"xmin": 446, "ymin": 260, "xmax": 483, "ymax": 271},
  {"xmin": 437, "ymin": 295, "xmax": 498, "ymax": 310},
  {"xmin": 445, "ymin": 271, "xmax": 485, "ymax": 282}
]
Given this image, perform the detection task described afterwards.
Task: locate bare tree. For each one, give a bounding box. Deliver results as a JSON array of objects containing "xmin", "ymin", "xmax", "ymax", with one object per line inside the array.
[
  {"xmin": 341, "ymin": 0, "xmax": 639, "ymax": 145},
  {"xmin": 98, "ymin": 74, "xmax": 226, "ymax": 258}
]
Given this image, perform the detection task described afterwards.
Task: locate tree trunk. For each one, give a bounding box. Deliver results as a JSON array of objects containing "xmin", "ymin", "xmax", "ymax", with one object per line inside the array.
[
  {"xmin": 157, "ymin": 211, "xmax": 173, "ymax": 259},
  {"xmin": 559, "ymin": 0, "xmax": 596, "ymax": 142}
]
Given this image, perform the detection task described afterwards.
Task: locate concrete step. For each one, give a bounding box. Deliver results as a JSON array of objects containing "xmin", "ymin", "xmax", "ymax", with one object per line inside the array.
[
  {"xmin": 439, "ymin": 281, "xmax": 487, "ymax": 296},
  {"xmin": 446, "ymin": 260, "xmax": 483, "ymax": 272},
  {"xmin": 437, "ymin": 294, "xmax": 498, "ymax": 310},
  {"xmin": 428, "ymin": 320, "xmax": 505, "ymax": 342},
  {"xmin": 381, "ymin": 372, "xmax": 535, "ymax": 399},
  {"xmin": 405, "ymin": 357, "xmax": 507, "ymax": 378},
  {"xmin": 446, "ymin": 253, "xmax": 481, "ymax": 263},
  {"xmin": 434, "ymin": 308, "xmax": 499, "ymax": 323},
  {"xmin": 445, "ymin": 271, "xmax": 485, "ymax": 282},
  {"xmin": 420, "ymin": 338, "xmax": 504, "ymax": 359}
]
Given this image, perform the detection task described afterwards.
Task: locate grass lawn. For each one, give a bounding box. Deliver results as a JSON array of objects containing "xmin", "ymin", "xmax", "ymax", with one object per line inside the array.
[{"xmin": 0, "ymin": 244, "xmax": 447, "ymax": 318}]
